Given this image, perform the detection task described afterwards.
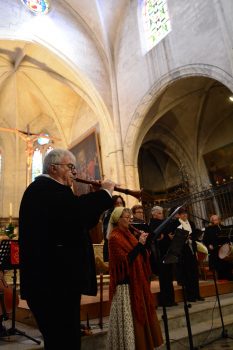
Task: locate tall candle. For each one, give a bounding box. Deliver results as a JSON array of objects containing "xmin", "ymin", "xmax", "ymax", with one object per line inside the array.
[{"xmin": 9, "ymin": 202, "xmax": 12, "ymax": 217}]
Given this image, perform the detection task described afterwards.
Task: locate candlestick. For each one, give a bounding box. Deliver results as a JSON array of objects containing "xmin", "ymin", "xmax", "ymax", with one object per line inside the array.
[
  {"xmin": 99, "ymin": 273, "xmax": 103, "ymax": 329},
  {"xmin": 9, "ymin": 202, "xmax": 13, "ymax": 217}
]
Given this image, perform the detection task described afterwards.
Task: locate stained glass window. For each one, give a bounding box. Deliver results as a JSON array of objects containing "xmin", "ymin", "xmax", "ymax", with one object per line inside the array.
[
  {"xmin": 21, "ymin": 0, "xmax": 50, "ymax": 15},
  {"xmin": 141, "ymin": 0, "xmax": 171, "ymax": 51}
]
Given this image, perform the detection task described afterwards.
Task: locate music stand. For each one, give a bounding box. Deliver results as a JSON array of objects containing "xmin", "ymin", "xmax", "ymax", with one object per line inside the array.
[
  {"xmin": 164, "ymin": 229, "xmax": 198, "ymax": 350},
  {"xmin": 0, "ymin": 239, "xmax": 40, "ymax": 344}
]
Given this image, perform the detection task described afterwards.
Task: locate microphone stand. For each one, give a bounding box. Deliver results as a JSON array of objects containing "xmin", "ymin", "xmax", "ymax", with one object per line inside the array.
[
  {"xmin": 150, "ymin": 202, "xmax": 187, "ymax": 350},
  {"xmin": 162, "ymin": 225, "xmax": 198, "ymax": 350},
  {"xmin": 154, "ymin": 244, "xmax": 171, "ymax": 350},
  {"xmin": 199, "ymin": 269, "xmax": 233, "ymax": 348},
  {"xmin": 177, "ymin": 244, "xmax": 198, "ymax": 350},
  {"xmin": 188, "ymin": 213, "xmax": 210, "ymax": 227}
]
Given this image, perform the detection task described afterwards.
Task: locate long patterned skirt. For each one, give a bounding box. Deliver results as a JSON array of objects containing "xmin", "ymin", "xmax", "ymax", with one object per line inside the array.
[
  {"xmin": 106, "ymin": 284, "xmax": 163, "ymax": 350},
  {"xmin": 107, "ymin": 284, "xmax": 135, "ymax": 350}
]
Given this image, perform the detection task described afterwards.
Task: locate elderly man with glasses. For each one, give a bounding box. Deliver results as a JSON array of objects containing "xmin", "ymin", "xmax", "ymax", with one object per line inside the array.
[{"xmin": 19, "ymin": 148, "xmax": 115, "ymax": 350}]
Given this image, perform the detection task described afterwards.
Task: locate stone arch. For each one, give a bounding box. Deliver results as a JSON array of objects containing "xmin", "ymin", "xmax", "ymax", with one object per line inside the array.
[{"xmin": 124, "ymin": 64, "xmax": 233, "ymax": 190}]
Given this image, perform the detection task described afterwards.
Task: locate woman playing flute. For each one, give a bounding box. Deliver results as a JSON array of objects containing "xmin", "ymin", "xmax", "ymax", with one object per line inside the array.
[{"xmin": 106, "ymin": 207, "xmax": 163, "ymax": 350}]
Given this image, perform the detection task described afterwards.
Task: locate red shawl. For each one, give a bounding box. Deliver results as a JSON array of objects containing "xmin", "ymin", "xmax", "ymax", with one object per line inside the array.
[{"xmin": 108, "ymin": 227, "xmax": 155, "ymax": 325}]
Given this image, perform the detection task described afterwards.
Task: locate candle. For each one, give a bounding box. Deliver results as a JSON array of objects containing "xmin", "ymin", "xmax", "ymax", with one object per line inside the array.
[{"xmin": 9, "ymin": 202, "xmax": 12, "ymax": 217}]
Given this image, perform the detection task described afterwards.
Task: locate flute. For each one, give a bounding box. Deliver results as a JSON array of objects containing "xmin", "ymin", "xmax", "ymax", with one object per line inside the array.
[
  {"xmin": 74, "ymin": 176, "xmax": 142, "ymax": 200},
  {"xmin": 129, "ymin": 224, "xmax": 146, "ymax": 238}
]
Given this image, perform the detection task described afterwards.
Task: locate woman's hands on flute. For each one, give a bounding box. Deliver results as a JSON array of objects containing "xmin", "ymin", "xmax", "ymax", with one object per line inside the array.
[{"xmin": 139, "ymin": 231, "xmax": 149, "ymax": 245}]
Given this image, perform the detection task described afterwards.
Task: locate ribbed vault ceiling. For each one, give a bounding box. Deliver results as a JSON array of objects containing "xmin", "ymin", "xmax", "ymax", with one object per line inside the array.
[{"xmin": 0, "ymin": 40, "xmax": 90, "ymax": 146}]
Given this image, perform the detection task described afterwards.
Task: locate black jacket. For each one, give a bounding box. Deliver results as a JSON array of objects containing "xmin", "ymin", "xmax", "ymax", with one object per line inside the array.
[{"xmin": 19, "ymin": 175, "xmax": 112, "ymax": 298}]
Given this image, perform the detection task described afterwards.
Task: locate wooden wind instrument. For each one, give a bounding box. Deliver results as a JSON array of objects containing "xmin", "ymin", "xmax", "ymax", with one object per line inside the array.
[
  {"xmin": 74, "ymin": 176, "xmax": 143, "ymax": 200},
  {"xmin": 129, "ymin": 224, "xmax": 146, "ymax": 238}
]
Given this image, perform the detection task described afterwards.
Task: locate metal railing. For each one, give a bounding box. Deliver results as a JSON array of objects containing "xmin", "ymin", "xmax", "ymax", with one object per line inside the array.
[{"xmin": 144, "ymin": 181, "xmax": 233, "ymax": 229}]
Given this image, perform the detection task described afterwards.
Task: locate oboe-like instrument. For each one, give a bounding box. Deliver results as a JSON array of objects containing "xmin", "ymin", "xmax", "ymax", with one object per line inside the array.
[
  {"xmin": 74, "ymin": 176, "xmax": 142, "ymax": 200},
  {"xmin": 129, "ymin": 223, "xmax": 148, "ymax": 238}
]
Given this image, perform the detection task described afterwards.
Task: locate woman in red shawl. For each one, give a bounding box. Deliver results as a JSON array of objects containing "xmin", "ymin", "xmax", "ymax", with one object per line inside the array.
[{"xmin": 107, "ymin": 207, "xmax": 163, "ymax": 350}]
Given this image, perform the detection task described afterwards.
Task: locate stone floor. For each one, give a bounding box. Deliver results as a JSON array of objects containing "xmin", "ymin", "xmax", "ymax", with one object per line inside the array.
[
  {"xmin": 0, "ymin": 320, "xmax": 43, "ymax": 349},
  {"xmin": 1, "ymin": 281, "xmax": 233, "ymax": 349},
  {"xmin": 1, "ymin": 319, "xmax": 233, "ymax": 349},
  {"xmin": 198, "ymin": 337, "xmax": 233, "ymax": 349}
]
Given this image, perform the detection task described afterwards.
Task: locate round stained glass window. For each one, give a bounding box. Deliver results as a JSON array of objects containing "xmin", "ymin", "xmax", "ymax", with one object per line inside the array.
[{"xmin": 21, "ymin": 0, "xmax": 50, "ymax": 15}]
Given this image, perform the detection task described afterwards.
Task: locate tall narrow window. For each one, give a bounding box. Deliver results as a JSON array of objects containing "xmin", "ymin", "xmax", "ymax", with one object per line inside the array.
[
  {"xmin": 32, "ymin": 148, "xmax": 43, "ymax": 182},
  {"xmin": 45, "ymin": 146, "xmax": 53, "ymax": 155},
  {"xmin": 0, "ymin": 150, "xmax": 2, "ymax": 181},
  {"xmin": 141, "ymin": 0, "xmax": 171, "ymax": 51},
  {"xmin": 31, "ymin": 142, "xmax": 53, "ymax": 182}
]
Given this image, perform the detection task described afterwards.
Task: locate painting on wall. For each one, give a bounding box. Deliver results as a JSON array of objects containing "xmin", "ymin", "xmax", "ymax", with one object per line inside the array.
[
  {"xmin": 69, "ymin": 128, "xmax": 102, "ymax": 195},
  {"xmin": 203, "ymin": 143, "xmax": 233, "ymax": 185}
]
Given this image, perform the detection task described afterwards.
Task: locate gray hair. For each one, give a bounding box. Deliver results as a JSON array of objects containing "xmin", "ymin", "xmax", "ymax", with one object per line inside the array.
[
  {"xmin": 43, "ymin": 149, "xmax": 76, "ymax": 174},
  {"xmin": 151, "ymin": 205, "xmax": 163, "ymax": 214}
]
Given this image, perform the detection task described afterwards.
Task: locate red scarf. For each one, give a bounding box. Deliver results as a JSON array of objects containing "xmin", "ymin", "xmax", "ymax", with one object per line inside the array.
[{"xmin": 109, "ymin": 227, "xmax": 155, "ymax": 325}]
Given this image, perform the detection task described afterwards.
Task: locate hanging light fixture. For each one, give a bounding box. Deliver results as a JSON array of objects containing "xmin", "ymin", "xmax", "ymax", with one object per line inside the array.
[{"xmin": 37, "ymin": 134, "xmax": 50, "ymax": 146}]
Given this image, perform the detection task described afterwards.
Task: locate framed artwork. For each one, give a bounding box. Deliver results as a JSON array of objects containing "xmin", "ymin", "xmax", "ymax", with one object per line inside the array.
[
  {"xmin": 69, "ymin": 128, "xmax": 102, "ymax": 195},
  {"xmin": 203, "ymin": 143, "xmax": 233, "ymax": 185}
]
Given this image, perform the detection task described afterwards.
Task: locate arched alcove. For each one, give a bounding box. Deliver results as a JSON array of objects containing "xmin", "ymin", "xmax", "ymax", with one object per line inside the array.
[{"xmin": 124, "ymin": 65, "xmax": 233, "ymax": 197}]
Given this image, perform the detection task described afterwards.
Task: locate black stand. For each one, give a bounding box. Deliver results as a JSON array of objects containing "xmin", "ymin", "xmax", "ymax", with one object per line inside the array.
[
  {"xmin": 164, "ymin": 229, "xmax": 198, "ymax": 350},
  {"xmin": 177, "ymin": 248, "xmax": 198, "ymax": 350},
  {"xmin": 0, "ymin": 240, "xmax": 40, "ymax": 344},
  {"xmin": 199, "ymin": 269, "xmax": 233, "ymax": 348},
  {"xmin": 154, "ymin": 244, "xmax": 171, "ymax": 350},
  {"xmin": 149, "ymin": 203, "xmax": 187, "ymax": 350}
]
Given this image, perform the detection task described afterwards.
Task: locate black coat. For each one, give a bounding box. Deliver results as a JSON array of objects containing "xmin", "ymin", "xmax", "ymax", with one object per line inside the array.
[
  {"xmin": 203, "ymin": 225, "xmax": 229, "ymax": 248},
  {"xmin": 170, "ymin": 219, "xmax": 198, "ymax": 253},
  {"xmin": 19, "ymin": 176, "xmax": 112, "ymax": 298}
]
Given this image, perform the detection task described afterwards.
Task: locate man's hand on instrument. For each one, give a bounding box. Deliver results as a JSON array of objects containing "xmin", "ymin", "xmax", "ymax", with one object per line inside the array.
[
  {"xmin": 101, "ymin": 179, "xmax": 115, "ymax": 195},
  {"xmin": 89, "ymin": 181, "xmax": 101, "ymax": 192}
]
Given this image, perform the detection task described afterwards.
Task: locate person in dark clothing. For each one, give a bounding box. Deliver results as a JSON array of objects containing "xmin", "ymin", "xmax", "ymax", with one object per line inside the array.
[
  {"xmin": 203, "ymin": 214, "xmax": 233, "ymax": 280},
  {"xmin": 149, "ymin": 206, "xmax": 177, "ymax": 307},
  {"xmin": 102, "ymin": 195, "xmax": 125, "ymax": 262},
  {"xmin": 171, "ymin": 208, "xmax": 204, "ymax": 302},
  {"xmin": 19, "ymin": 148, "xmax": 114, "ymax": 350},
  {"xmin": 131, "ymin": 204, "xmax": 145, "ymax": 223}
]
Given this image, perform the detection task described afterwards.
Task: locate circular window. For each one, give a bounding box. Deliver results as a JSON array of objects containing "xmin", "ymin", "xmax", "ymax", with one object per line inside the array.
[{"xmin": 21, "ymin": 0, "xmax": 50, "ymax": 15}]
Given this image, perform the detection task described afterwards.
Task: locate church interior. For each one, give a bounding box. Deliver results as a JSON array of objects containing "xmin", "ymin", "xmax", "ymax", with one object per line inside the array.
[{"xmin": 1, "ymin": 0, "xmax": 233, "ymax": 349}]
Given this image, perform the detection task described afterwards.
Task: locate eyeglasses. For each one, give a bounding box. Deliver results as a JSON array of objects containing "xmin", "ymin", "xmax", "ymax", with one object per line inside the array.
[
  {"xmin": 135, "ymin": 210, "xmax": 144, "ymax": 214},
  {"xmin": 52, "ymin": 163, "xmax": 76, "ymax": 171},
  {"xmin": 120, "ymin": 216, "xmax": 131, "ymax": 220}
]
